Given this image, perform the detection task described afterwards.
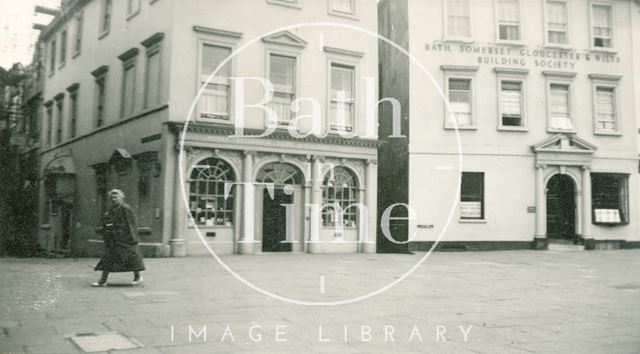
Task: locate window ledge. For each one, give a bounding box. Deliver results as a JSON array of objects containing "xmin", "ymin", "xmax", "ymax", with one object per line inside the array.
[
  {"xmin": 265, "ymin": 0, "xmax": 302, "ymax": 9},
  {"xmin": 58, "ymin": 62, "xmax": 66, "ymax": 70},
  {"xmin": 72, "ymin": 51, "xmax": 81, "ymax": 59},
  {"xmin": 547, "ymin": 128, "xmax": 576, "ymax": 134},
  {"xmin": 445, "ymin": 125, "xmax": 478, "ymax": 131},
  {"xmin": 328, "ymin": 11, "xmax": 358, "ymax": 21},
  {"xmin": 594, "ymin": 130, "xmax": 622, "ymax": 136},
  {"xmin": 458, "ymin": 219, "xmax": 486, "ymax": 224},
  {"xmin": 441, "ymin": 37, "xmax": 475, "ymax": 44},
  {"xmin": 48, "ymin": 71, "xmax": 54, "ymax": 78},
  {"xmin": 98, "ymin": 30, "xmax": 110, "ymax": 40},
  {"xmin": 495, "ymin": 40, "xmax": 525, "ymax": 47},
  {"xmin": 126, "ymin": 10, "xmax": 141, "ymax": 21},
  {"xmin": 589, "ymin": 47, "xmax": 617, "ymax": 54},
  {"xmin": 541, "ymin": 44, "xmax": 573, "ymax": 51},
  {"xmin": 498, "ymin": 126, "xmax": 528, "ymax": 132},
  {"xmin": 593, "ymin": 222, "xmax": 628, "ymax": 227},
  {"xmin": 189, "ymin": 225, "xmax": 233, "ymax": 229},
  {"xmin": 197, "ymin": 117, "xmax": 232, "ymax": 124}
]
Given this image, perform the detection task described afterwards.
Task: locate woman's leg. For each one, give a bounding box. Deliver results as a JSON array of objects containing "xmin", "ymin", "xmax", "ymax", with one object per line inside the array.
[
  {"xmin": 133, "ymin": 271, "xmax": 140, "ymax": 281},
  {"xmin": 99, "ymin": 271, "xmax": 109, "ymax": 284}
]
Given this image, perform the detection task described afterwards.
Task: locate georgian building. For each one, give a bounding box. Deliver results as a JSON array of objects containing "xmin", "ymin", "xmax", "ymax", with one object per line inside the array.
[
  {"xmin": 38, "ymin": 0, "xmax": 379, "ymax": 257},
  {"xmin": 378, "ymin": 0, "xmax": 640, "ymax": 251}
]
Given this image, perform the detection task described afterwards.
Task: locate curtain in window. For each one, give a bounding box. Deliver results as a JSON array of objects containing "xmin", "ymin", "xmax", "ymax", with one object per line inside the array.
[
  {"xmin": 595, "ymin": 87, "xmax": 615, "ymax": 130},
  {"xmin": 447, "ymin": 0, "xmax": 471, "ymax": 37},
  {"xmin": 550, "ymin": 84, "xmax": 572, "ymax": 130},
  {"xmin": 449, "ymin": 78, "xmax": 472, "ymax": 126},
  {"xmin": 500, "ymin": 81, "xmax": 522, "ymax": 116},
  {"xmin": 331, "ymin": 65, "xmax": 355, "ymax": 130},
  {"xmin": 331, "ymin": 0, "xmax": 354, "ymax": 14},
  {"xmin": 593, "ymin": 5, "xmax": 611, "ymax": 47},
  {"xmin": 269, "ymin": 54, "xmax": 296, "ymax": 123},
  {"xmin": 498, "ymin": 0, "xmax": 519, "ymax": 40},
  {"xmin": 200, "ymin": 45, "xmax": 231, "ymax": 119},
  {"xmin": 547, "ymin": 1, "xmax": 567, "ymax": 43}
]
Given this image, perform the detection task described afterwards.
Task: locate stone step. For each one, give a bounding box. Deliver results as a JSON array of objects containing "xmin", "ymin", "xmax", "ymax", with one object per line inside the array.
[{"xmin": 548, "ymin": 243, "xmax": 586, "ymax": 251}]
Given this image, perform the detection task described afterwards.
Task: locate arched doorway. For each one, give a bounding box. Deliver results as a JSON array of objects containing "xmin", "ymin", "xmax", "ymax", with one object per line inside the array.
[
  {"xmin": 546, "ymin": 174, "xmax": 576, "ymax": 241},
  {"xmin": 256, "ymin": 163, "xmax": 303, "ymax": 252}
]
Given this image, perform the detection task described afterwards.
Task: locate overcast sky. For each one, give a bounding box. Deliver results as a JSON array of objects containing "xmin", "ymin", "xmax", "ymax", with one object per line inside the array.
[{"xmin": 0, "ymin": 0, "xmax": 60, "ymax": 69}]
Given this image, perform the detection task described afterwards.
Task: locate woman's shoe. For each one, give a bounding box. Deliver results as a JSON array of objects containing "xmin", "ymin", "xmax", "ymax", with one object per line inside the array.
[
  {"xmin": 131, "ymin": 276, "xmax": 143, "ymax": 285},
  {"xmin": 91, "ymin": 281, "xmax": 107, "ymax": 287}
]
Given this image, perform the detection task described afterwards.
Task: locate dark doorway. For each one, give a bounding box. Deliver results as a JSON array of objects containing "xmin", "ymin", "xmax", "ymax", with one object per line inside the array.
[
  {"xmin": 546, "ymin": 174, "xmax": 576, "ymax": 240},
  {"xmin": 59, "ymin": 204, "xmax": 73, "ymax": 250},
  {"xmin": 262, "ymin": 189, "xmax": 292, "ymax": 252}
]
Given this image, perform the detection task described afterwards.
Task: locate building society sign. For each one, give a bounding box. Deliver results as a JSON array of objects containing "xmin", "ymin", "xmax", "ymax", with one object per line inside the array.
[{"xmin": 426, "ymin": 43, "xmax": 621, "ymax": 69}]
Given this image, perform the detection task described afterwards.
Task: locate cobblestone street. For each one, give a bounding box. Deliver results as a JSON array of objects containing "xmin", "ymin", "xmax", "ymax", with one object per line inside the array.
[{"xmin": 1, "ymin": 250, "xmax": 639, "ymax": 353}]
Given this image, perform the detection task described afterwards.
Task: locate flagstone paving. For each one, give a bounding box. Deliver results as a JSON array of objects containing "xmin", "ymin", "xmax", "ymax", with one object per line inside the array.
[{"xmin": 1, "ymin": 250, "xmax": 639, "ymax": 353}]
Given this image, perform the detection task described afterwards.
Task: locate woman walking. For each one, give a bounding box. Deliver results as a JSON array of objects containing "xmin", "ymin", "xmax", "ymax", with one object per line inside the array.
[{"xmin": 92, "ymin": 189, "xmax": 145, "ymax": 287}]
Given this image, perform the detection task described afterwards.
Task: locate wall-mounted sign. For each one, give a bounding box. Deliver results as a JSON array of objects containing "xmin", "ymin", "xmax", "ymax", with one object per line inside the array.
[
  {"xmin": 460, "ymin": 202, "xmax": 482, "ymax": 218},
  {"xmin": 527, "ymin": 206, "xmax": 536, "ymax": 213},
  {"xmin": 425, "ymin": 43, "xmax": 621, "ymax": 69}
]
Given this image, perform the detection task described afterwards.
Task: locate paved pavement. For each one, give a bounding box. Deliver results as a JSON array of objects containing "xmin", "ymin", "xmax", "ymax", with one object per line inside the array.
[{"xmin": 1, "ymin": 250, "xmax": 639, "ymax": 353}]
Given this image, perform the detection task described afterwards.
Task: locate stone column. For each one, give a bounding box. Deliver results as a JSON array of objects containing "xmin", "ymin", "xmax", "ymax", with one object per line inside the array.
[
  {"xmin": 239, "ymin": 151, "xmax": 256, "ymax": 254},
  {"xmin": 534, "ymin": 164, "xmax": 547, "ymax": 250},
  {"xmin": 307, "ymin": 156, "xmax": 323, "ymax": 253},
  {"xmin": 581, "ymin": 166, "xmax": 592, "ymax": 241},
  {"xmin": 170, "ymin": 147, "xmax": 188, "ymax": 257},
  {"xmin": 362, "ymin": 159, "xmax": 377, "ymax": 253}
]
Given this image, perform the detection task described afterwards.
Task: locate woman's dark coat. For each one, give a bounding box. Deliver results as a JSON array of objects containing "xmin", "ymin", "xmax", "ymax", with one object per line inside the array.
[{"xmin": 95, "ymin": 203, "xmax": 145, "ymax": 272}]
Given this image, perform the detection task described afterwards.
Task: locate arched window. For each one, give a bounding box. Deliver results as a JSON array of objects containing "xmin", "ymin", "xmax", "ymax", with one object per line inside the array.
[
  {"xmin": 322, "ymin": 167, "xmax": 358, "ymax": 227},
  {"xmin": 189, "ymin": 158, "xmax": 235, "ymax": 226}
]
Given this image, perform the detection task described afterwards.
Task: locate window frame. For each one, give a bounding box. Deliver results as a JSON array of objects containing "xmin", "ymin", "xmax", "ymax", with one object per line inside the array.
[
  {"xmin": 49, "ymin": 39, "xmax": 57, "ymax": 75},
  {"xmin": 188, "ymin": 158, "xmax": 236, "ymax": 227},
  {"xmin": 495, "ymin": 68, "xmax": 528, "ymax": 131},
  {"xmin": 197, "ymin": 39, "xmax": 235, "ymax": 123},
  {"xmin": 542, "ymin": 0, "xmax": 570, "ymax": 47},
  {"xmin": 590, "ymin": 74, "xmax": 621, "ymax": 136},
  {"xmin": 591, "ymin": 173, "xmax": 629, "ymax": 226},
  {"xmin": 54, "ymin": 94, "xmax": 64, "ymax": 145},
  {"xmin": 99, "ymin": 0, "xmax": 112, "ymax": 38},
  {"xmin": 119, "ymin": 54, "xmax": 138, "ymax": 119},
  {"xmin": 73, "ymin": 12, "xmax": 83, "ymax": 57},
  {"xmin": 67, "ymin": 87, "xmax": 79, "ymax": 138},
  {"xmin": 327, "ymin": 59, "xmax": 358, "ymax": 135},
  {"xmin": 322, "ymin": 167, "xmax": 359, "ymax": 228},
  {"xmin": 589, "ymin": 1, "xmax": 615, "ymax": 51},
  {"xmin": 494, "ymin": 0, "xmax": 523, "ymax": 44},
  {"xmin": 264, "ymin": 48, "xmax": 300, "ymax": 130},
  {"xmin": 93, "ymin": 73, "xmax": 107, "ymax": 128},
  {"xmin": 544, "ymin": 71, "xmax": 576, "ymax": 133},
  {"xmin": 44, "ymin": 101, "xmax": 53, "ymax": 147},
  {"xmin": 328, "ymin": 0, "xmax": 357, "ymax": 19},
  {"xmin": 442, "ymin": 0, "xmax": 473, "ymax": 42},
  {"xmin": 442, "ymin": 65, "xmax": 479, "ymax": 130},
  {"xmin": 460, "ymin": 172, "xmax": 485, "ymax": 221},
  {"xmin": 143, "ymin": 43, "xmax": 162, "ymax": 109},
  {"xmin": 59, "ymin": 29, "xmax": 67, "ymax": 68},
  {"xmin": 127, "ymin": 0, "xmax": 141, "ymax": 20}
]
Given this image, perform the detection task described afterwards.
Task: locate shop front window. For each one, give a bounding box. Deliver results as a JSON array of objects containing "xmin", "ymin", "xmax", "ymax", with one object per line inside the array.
[{"xmin": 189, "ymin": 158, "xmax": 235, "ymax": 226}]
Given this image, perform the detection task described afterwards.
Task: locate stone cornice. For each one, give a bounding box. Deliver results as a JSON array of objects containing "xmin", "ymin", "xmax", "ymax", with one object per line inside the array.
[
  {"xmin": 167, "ymin": 122, "xmax": 383, "ymax": 148},
  {"xmin": 193, "ymin": 26, "xmax": 243, "ymax": 39}
]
